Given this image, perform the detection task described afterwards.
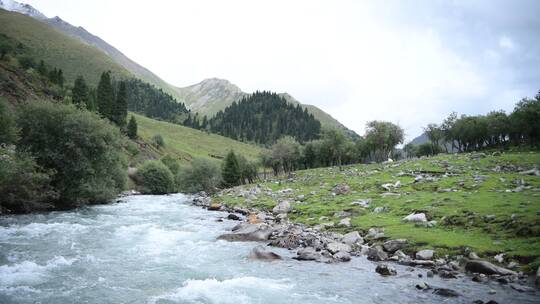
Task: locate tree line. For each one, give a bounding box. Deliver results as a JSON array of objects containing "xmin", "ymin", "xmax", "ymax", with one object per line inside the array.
[{"xmin": 405, "ymin": 91, "xmax": 540, "ymax": 157}]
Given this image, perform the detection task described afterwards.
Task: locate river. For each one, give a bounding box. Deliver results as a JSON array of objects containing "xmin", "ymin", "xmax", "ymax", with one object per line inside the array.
[{"xmin": 0, "ymin": 194, "xmax": 538, "ymax": 303}]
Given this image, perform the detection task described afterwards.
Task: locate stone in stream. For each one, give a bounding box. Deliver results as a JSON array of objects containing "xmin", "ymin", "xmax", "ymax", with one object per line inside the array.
[
  {"xmin": 383, "ymin": 239, "xmax": 408, "ymax": 253},
  {"xmin": 465, "ymin": 260, "xmax": 517, "ymax": 276},
  {"xmin": 416, "ymin": 249, "xmax": 434, "ymax": 260},
  {"xmin": 536, "ymin": 266, "xmax": 540, "ymax": 289},
  {"xmin": 217, "ymin": 223, "xmax": 272, "ymax": 242},
  {"xmin": 272, "ymin": 200, "xmax": 292, "ymax": 214},
  {"xmin": 342, "ymin": 231, "xmax": 363, "ymax": 245},
  {"xmin": 433, "ymin": 288, "xmax": 460, "ymax": 297},
  {"xmin": 249, "ymin": 245, "xmax": 282, "ymax": 261},
  {"xmin": 295, "ymin": 247, "xmax": 322, "ymax": 261},
  {"xmin": 207, "ymin": 203, "xmax": 222, "ymax": 211},
  {"xmin": 227, "ymin": 214, "xmax": 241, "ymax": 221},
  {"xmin": 375, "ymin": 264, "xmax": 397, "ymax": 276},
  {"xmin": 403, "ymin": 213, "xmax": 427, "ymax": 222},
  {"xmin": 333, "ymin": 251, "xmax": 351, "ymax": 262},
  {"xmin": 367, "ymin": 247, "xmax": 388, "ymax": 261},
  {"xmin": 326, "ymin": 242, "xmax": 351, "ymax": 254}
]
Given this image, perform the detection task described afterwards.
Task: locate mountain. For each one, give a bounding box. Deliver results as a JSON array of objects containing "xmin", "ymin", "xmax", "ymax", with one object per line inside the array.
[
  {"xmin": 176, "ymin": 78, "xmax": 356, "ymax": 136},
  {"xmin": 0, "ymin": 1, "xmax": 183, "ymax": 101}
]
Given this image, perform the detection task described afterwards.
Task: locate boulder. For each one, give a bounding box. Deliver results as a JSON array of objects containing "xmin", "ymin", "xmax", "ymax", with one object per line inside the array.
[
  {"xmin": 366, "ymin": 228, "xmax": 385, "ymax": 239},
  {"xmin": 217, "ymin": 224, "xmax": 272, "ymax": 242},
  {"xmin": 332, "ymin": 184, "xmax": 351, "ymax": 195},
  {"xmin": 468, "ymin": 252, "xmax": 480, "ymax": 260},
  {"xmin": 375, "ymin": 264, "xmax": 397, "ymax": 276},
  {"xmin": 383, "ymin": 239, "xmax": 408, "ymax": 253},
  {"xmin": 342, "ymin": 231, "xmax": 363, "ymax": 245},
  {"xmin": 338, "ymin": 217, "xmax": 351, "ymax": 227},
  {"xmin": 416, "ymin": 249, "xmax": 434, "ymax": 260},
  {"xmin": 536, "ymin": 266, "xmax": 540, "ymax": 289},
  {"xmin": 403, "ymin": 213, "xmax": 427, "ymax": 222},
  {"xmin": 326, "ymin": 242, "xmax": 351, "ymax": 254},
  {"xmin": 333, "ymin": 251, "xmax": 351, "ymax": 262},
  {"xmin": 272, "ymin": 200, "xmax": 292, "ymax": 214},
  {"xmin": 367, "ymin": 247, "xmax": 388, "ymax": 261},
  {"xmin": 249, "ymin": 245, "xmax": 282, "ymax": 260},
  {"xmin": 208, "ymin": 203, "xmax": 222, "ymax": 211},
  {"xmin": 227, "ymin": 214, "xmax": 241, "ymax": 221},
  {"xmin": 295, "ymin": 247, "xmax": 321, "ymax": 261},
  {"xmin": 465, "ymin": 260, "xmax": 517, "ymax": 276}
]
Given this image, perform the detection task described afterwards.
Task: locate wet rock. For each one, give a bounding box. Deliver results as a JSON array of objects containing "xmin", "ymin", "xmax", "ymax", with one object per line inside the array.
[
  {"xmin": 416, "ymin": 249, "xmax": 434, "ymax": 260},
  {"xmin": 333, "ymin": 251, "xmax": 351, "ymax": 262},
  {"xmin": 227, "ymin": 213, "xmax": 241, "ymax": 221},
  {"xmin": 465, "ymin": 260, "xmax": 517, "ymax": 276},
  {"xmin": 494, "ymin": 253, "xmax": 504, "ymax": 263},
  {"xmin": 510, "ymin": 284, "xmax": 535, "ymax": 292},
  {"xmin": 295, "ymin": 247, "xmax": 321, "ymax": 261},
  {"xmin": 426, "ymin": 270, "xmax": 434, "ymax": 278},
  {"xmin": 367, "ymin": 247, "xmax": 388, "ymax": 261},
  {"xmin": 217, "ymin": 223, "xmax": 272, "ymax": 242},
  {"xmin": 208, "ymin": 203, "xmax": 222, "ymax": 211},
  {"xmin": 416, "ymin": 282, "xmax": 430, "ymax": 290},
  {"xmin": 249, "ymin": 245, "xmax": 282, "ymax": 260},
  {"xmin": 326, "ymin": 242, "xmax": 351, "ymax": 254},
  {"xmin": 272, "ymin": 200, "xmax": 292, "ymax": 214},
  {"xmin": 438, "ymin": 270, "xmax": 457, "ymax": 279},
  {"xmin": 375, "ymin": 264, "xmax": 397, "ymax": 276},
  {"xmin": 403, "ymin": 213, "xmax": 427, "ymax": 222},
  {"xmin": 383, "ymin": 239, "xmax": 408, "ymax": 253},
  {"xmin": 433, "ymin": 288, "xmax": 460, "ymax": 297},
  {"xmin": 536, "ymin": 266, "xmax": 540, "ymax": 288},
  {"xmin": 342, "ymin": 231, "xmax": 363, "ymax": 245}
]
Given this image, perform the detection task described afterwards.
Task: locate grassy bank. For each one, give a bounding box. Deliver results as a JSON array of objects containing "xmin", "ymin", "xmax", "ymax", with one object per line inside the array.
[{"xmin": 214, "ymin": 151, "xmax": 540, "ymax": 270}]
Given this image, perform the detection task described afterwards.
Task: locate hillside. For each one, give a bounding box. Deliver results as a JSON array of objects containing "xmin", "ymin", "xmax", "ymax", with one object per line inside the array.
[
  {"xmin": 133, "ymin": 112, "xmax": 263, "ymax": 163},
  {"xmin": 175, "ymin": 78, "xmax": 355, "ymax": 135},
  {"xmin": 216, "ymin": 151, "xmax": 540, "ymax": 270}
]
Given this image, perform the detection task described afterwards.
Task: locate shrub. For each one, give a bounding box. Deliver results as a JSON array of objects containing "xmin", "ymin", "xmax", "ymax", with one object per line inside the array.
[
  {"xmin": 152, "ymin": 134, "xmax": 165, "ymax": 149},
  {"xmin": 17, "ymin": 101, "xmax": 127, "ymax": 207},
  {"xmin": 17, "ymin": 55, "xmax": 36, "ymax": 69},
  {"xmin": 161, "ymin": 154, "xmax": 180, "ymax": 176},
  {"xmin": 176, "ymin": 158, "xmax": 221, "ymax": 193},
  {"xmin": 0, "ymin": 98, "xmax": 18, "ymax": 144},
  {"xmin": 137, "ymin": 160, "xmax": 175, "ymax": 194},
  {"xmin": 0, "ymin": 146, "xmax": 57, "ymax": 213}
]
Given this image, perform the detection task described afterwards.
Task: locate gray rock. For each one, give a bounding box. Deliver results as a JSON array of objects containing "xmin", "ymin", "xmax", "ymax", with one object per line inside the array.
[
  {"xmin": 375, "ymin": 264, "xmax": 397, "ymax": 276},
  {"xmin": 433, "ymin": 288, "xmax": 460, "ymax": 297},
  {"xmin": 383, "ymin": 239, "xmax": 408, "ymax": 253},
  {"xmin": 227, "ymin": 213, "xmax": 241, "ymax": 221},
  {"xmin": 416, "ymin": 249, "xmax": 434, "ymax": 260},
  {"xmin": 338, "ymin": 217, "xmax": 351, "ymax": 227},
  {"xmin": 403, "ymin": 213, "xmax": 427, "ymax": 222},
  {"xmin": 333, "ymin": 251, "xmax": 351, "ymax": 262},
  {"xmin": 332, "ymin": 184, "xmax": 351, "ymax": 195},
  {"xmin": 249, "ymin": 245, "xmax": 282, "ymax": 260},
  {"xmin": 519, "ymin": 168, "xmax": 540, "ymax": 176},
  {"xmin": 465, "ymin": 260, "xmax": 517, "ymax": 276},
  {"xmin": 367, "ymin": 247, "xmax": 388, "ymax": 261},
  {"xmin": 510, "ymin": 284, "xmax": 535, "ymax": 292},
  {"xmin": 373, "ymin": 207, "xmax": 386, "ymax": 214},
  {"xmin": 494, "ymin": 253, "xmax": 504, "ymax": 263},
  {"xmin": 342, "ymin": 231, "xmax": 363, "ymax": 245},
  {"xmin": 366, "ymin": 228, "xmax": 385, "ymax": 239},
  {"xmin": 272, "ymin": 200, "xmax": 292, "ymax": 214},
  {"xmin": 416, "ymin": 282, "xmax": 430, "ymax": 290},
  {"xmin": 536, "ymin": 266, "xmax": 540, "ymax": 289},
  {"xmin": 468, "ymin": 252, "xmax": 480, "ymax": 260},
  {"xmin": 295, "ymin": 247, "xmax": 321, "ymax": 261},
  {"xmin": 351, "ymin": 199, "xmax": 371, "ymax": 207},
  {"xmin": 427, "ymin": 270, "xmax": 434, "ymax": 278},
  {"xmin": 217, "ymin": 224, "xmax": 272, "ymax": 242},
  {"xmin": 326, "ymin": 242, "xmax": 351, "ymax": 254}
]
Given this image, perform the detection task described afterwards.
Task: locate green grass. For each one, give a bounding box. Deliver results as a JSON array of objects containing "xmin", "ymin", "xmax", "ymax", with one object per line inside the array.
[
  {"xmin": 133, "ymin": 112, "xmax": 263, "ymax": 164},
  {"xmin": 216, "ymin": 152, "xmax": 540, "ymax": 270}
]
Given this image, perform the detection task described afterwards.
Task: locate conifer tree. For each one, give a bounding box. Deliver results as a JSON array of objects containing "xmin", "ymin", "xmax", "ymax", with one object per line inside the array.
[
  {"xmin": 37, "ymin": 60, "xmax": 47, "ymax": 76},
  {"xmin": 72, "ymin": 75, "xmax": 89, "ymax": 108},
  {"xmin": 127, "ymin": 115, "xmax": 138, "ymax": 139},
  {"xmin": 221, "ymin": 150, "xmax": 241, "ymax": 187},
  {"xmin": 113, "ymin": 81, "xmax": 128, "ymax": 127},
  {"xmin": 57, "ymin": 69, "xmax": 64, "ymax": 87},
  {"xmin": 97, "ymin": 71, "xmax": 114, "ymax": 120}
]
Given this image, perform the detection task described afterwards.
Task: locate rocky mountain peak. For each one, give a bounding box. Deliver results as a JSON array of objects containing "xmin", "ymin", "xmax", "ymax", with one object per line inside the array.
[{"xmin": 0, "ymin": 0, "xmax": 46, "ymax": 19}]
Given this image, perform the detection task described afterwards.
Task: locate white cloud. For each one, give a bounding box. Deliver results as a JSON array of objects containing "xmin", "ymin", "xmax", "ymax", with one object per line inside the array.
[{"xmin": 499, "ymin": 35, "xmax": 516, "ymax": 51}]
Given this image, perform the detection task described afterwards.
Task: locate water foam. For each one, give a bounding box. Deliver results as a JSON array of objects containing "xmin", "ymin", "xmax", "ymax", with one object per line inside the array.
[
  {"xmin": 149, "ymin": 276, "xmax": 293, "ymax": 304},
  {"xmin": 0, "ymin": 256, "xmax": 75, "ymax": 286}
]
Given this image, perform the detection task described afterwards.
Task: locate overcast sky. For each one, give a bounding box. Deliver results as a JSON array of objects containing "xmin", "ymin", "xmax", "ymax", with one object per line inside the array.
[{"xmin": 23, "ymin": 0, "xmax": 540, "ymax": 141}]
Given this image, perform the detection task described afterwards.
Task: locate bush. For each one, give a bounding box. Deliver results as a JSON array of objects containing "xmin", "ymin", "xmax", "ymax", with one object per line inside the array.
[
  {"xmin": 17, "ymin": 101, "xmax": 127, "ymax": 207},
  {"xmin": 161, "ymin": 154, "xmax": 180, "ymax": 176},
  {"xmin": 0, "ymin": 146, "xmax": 57, "ymax": 213},
  {"xmin": 176, "ymin": 158, "xmax": 221, "ymax": 193},
  {"xmin": 0, "ymin": 98, "xmax": 18, "ymax": 144},
  {"xmin": 18, "ymin": 55, "xmax": 36, "ymax": 69},
  {"xmin": 152, "ymin": 134, "xmax": 165, "ymax": 149},
  {"xmin": 137, "ymin": 160, "xmax": 175, "ymax": 194}
]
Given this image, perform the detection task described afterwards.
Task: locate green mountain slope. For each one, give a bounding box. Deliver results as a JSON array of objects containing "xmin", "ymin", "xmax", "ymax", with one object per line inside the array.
[
  {"xmin": 133, "ymin": 113, "xmax": 262, "ymax": 163},
  {"xmin": 0, "ymin": 9, "xmax": 131, "ymax": 86}
]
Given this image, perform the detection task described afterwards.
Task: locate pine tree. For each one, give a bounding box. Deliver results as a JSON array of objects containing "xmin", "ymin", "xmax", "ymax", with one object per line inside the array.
[
  {"xmin": 113, "ymin": 81, "xmax": 128, "ymax": 127},
  {"xmin": 37, "ymin": 60, "xmax": 47, "ymax": 76},
  {"xmin": 97, "ymin": 71, "xmax": 114, "ymax": 120},
  {"xmin": 72, "ymin": 75, "xmax": 89, "ymax": 108},
  {"xmin": 222, "ymin": 150, "xmax": 241, "ymax": 187},
  {"xmin": 127, "ymin": 115, "xmax": 138, "ymax": 139},
  {"xmin": 57, "ymin": 69, "xmax": 64, "ymax": 87}
]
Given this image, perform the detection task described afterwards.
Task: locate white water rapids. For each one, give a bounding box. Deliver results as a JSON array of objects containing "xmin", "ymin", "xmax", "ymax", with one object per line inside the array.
[{"xmin": 0, "ymin": 194, "xmax": 538, "ymax": 303}]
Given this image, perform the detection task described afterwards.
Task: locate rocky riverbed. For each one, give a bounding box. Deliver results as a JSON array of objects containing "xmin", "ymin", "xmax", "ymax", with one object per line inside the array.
[{"xmin": 193, "ymin": 190, "xmax": 540, "ymax": 301}]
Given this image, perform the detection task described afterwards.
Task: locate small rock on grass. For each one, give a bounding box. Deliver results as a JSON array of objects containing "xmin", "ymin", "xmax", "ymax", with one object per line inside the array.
[{"xmin": 403, "ymin": 213, "xmax": 427, "ymax": 222}]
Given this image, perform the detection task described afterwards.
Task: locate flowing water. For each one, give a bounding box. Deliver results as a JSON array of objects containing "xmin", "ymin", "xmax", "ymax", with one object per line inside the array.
[{"xmin": 0, "ymin": 194, "xmax": 538, "ymax": 304}]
